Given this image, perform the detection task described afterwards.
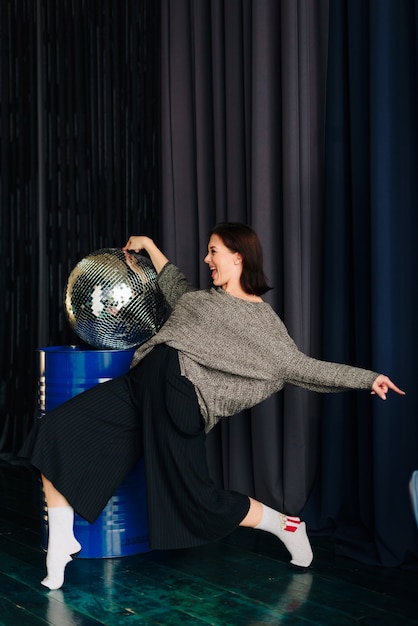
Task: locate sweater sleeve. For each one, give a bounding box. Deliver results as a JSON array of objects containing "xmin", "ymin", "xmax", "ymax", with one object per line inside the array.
[
  {"xmin": 157, "ymin": 262, "xmax": 197, "ymax": 308},
  {"xmin": 274, "ymin": 326, "xmax": 379, "ymax": 392},
  {"xmin": 283, "ymin": 350, "xmax": 379, "ymax": 392}
]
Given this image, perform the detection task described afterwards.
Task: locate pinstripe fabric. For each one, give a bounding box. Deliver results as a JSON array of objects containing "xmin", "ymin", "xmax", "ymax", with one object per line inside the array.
[
  {"xmin": 31, "ymin": 376, "xmax": 142, "ymax": 523},
  {"xmin": 30, "ymin": 345, "xmax": 250, "ymax": 548},
  {"xmin": 130, "ymin": 345, "xmax": 250, "ymax": 549}
]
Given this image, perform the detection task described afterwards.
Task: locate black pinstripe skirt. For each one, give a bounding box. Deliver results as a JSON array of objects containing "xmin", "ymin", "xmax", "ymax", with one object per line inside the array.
[{"xmin": 30, "ymin": 344, "xmax": 250, "ymax": 549}]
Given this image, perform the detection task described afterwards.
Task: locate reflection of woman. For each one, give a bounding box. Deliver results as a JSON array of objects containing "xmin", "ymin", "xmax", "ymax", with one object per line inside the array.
[{"xmin": 29, "ymin": 223, "xmax": 404, "ymax": 590}]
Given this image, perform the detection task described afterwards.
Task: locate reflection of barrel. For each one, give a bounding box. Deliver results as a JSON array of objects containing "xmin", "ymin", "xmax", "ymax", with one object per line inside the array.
[{"xmin": 38, "ymin": 345, "xmax": 150, "ymax": 558}]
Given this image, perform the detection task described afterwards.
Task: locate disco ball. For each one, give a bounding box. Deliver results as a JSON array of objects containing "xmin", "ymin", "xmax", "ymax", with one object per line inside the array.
[{"xmin": 64, "ymin": 248, "xmax": 168, "ymax": 349}]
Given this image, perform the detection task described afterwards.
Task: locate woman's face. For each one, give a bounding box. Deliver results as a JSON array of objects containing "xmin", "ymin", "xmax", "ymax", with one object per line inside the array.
[{"xmin": 204, "ymin": 234, "xmax": 242, "ymax": 291}]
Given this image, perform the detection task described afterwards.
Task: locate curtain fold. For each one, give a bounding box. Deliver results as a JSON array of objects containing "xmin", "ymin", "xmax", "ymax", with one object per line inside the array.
[
  {"xmin": 304, "ymin": 0, "xmax": 418, "ymax": 567},
  {"xmin": 0, "ymin": 0, "xmax": 160, "ymax": 455},
  {"xmin": 3, "ymin": 0, "xmax": 417, "ymax": 568},
  {"xmin": 160, "ymin": 0, "xmax": 418, "ymax": 567},
  {"xmin": 160, "ymin": 0, "xmax": 329, "ymax": 516},
  {"xmin": 0, "ymin": 1, "xmax": 39, "ymax": 454}
]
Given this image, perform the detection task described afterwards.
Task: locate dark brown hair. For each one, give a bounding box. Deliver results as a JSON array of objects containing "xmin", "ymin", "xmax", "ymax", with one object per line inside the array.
[{"xmin": 209, "ymin": 222, "xmax": 272, "ymax": 296}]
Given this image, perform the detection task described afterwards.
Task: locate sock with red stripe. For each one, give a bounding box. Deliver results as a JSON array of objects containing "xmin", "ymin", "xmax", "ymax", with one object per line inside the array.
[{"xmin": 255, "ymin": 504, "xmax": 313, "ymax": 567}]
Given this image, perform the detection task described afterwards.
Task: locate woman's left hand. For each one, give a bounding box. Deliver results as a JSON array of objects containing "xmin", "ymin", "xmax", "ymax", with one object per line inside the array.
[{"xmin": 371, "ymin": 375, "xmax": 406, "ymax": 400}]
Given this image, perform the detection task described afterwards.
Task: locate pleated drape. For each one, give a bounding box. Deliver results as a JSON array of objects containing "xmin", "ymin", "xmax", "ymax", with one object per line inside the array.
[
  {"xmin": 160, "ymin": 0, "xmax": 330, "ymax": 515},
  {"xmin": 2, "ymin": 0, "xmax": 417, "ymax": 568},
  {"xmin": 159, "ymin": 0, "xmax": 418, "ymax": 567},
  {"xmin": 0, "ymin": 0, "xmax": 160, "ymax": 454},
  {"xmin": 0, "ymin": 1, "xmax": 39, "ymax": 454},
  {"xmin": 304, "ymin": 0, "xmax": 418, "ymax": 568}
]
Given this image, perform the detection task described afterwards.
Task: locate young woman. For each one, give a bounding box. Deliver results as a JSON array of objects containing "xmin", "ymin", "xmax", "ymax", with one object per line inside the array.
[{"xmin": 31, "ymin": 223, "xmax": 404, "ymax": 590}]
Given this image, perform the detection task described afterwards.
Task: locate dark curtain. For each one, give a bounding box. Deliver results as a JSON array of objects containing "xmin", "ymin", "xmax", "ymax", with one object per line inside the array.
[
  {"xmin": 303, "ymin": 0, "xmax": 418, "ymax": 568},
  {"xmin": 2, "ymin": 0, "xmax": 417, "ymax": 569},
  {"xmin": 160, "ymin": 0, "xmax": 418, "ymax": 568},
  {"xmin": 0, "ymin": 0, "xmax": 160, "ymax": 455},
  {"xmin": 160, "ymin": 0, "xmax": 329, "ymax": 514}
]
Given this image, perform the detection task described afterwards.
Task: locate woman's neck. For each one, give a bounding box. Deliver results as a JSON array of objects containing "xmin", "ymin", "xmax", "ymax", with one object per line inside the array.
[{"xmin": 222, "ymin": 285, "xmax": 263, "ymax": 302}]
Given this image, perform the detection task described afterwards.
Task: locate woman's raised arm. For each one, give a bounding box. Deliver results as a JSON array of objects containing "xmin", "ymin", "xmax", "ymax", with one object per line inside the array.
[{"xmin": 123, "ymin": 236, "xmax": 169, "ymax": 274}]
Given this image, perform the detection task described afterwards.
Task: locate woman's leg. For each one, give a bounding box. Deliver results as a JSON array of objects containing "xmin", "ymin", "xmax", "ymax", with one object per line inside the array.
[
  {"xmin": 134, "ymin": 345, "xmax": 312, "ymax": 563},
  {"xmin": 36, "ymin": 376, "xmax": 141, "ymax": 590},
  {"xmin": 42, "ymin": 475, "xmax": 71, "ymax": 507},
  {"xmin": 41, "ymin": 475, "xmax": 81, "ymax": 590},
  {"xmin": 31, "ymin": 376, "xmax": 142, "ymax": 526},
  {"xmin": 30, "ymin": 374, "xmax": 143, "ymax": 589},
  {"xmin": 240, "ymin": 497, "xmax": 313, "ymax": 567}
]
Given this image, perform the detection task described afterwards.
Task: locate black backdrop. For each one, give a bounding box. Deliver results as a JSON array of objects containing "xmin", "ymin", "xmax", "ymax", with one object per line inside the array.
[
  {"xmin": 1, "ymin": 0, "xmax": 418, "ymax": 569},
  {"xmin": 0, "ymin": 0, "xmax": 160, "ymax": 452}
]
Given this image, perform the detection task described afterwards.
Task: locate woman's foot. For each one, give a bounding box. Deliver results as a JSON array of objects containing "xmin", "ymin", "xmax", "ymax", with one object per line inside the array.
[
  {"xmin": 41, "ymin": 537, "xmax": 81, "ymax": 590},
  {"xmin": 255, "ymin": 505, "xmax": 313, "ymax": 567},
  {"xmin": 276, "ymin": 516, "xmax": 313, "ymax": 567},
  {"xmin": 41, "ymin": 506, "xmax": 81, "ymax": 590}
]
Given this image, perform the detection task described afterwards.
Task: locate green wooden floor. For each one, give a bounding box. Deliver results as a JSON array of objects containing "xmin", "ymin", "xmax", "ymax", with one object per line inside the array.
[{"xmin": 0, "ymin": 458, "xmax": 417, "ymax": 625}]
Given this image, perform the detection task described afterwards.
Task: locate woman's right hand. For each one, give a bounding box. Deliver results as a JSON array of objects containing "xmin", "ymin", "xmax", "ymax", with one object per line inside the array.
[
  {"xmin": 122, "ymin": 236, "xmax": 169, "ymax": 274},
  {"xmin": 371, "ymin": 375, "xmax": 405, "ymax": 400},
  {"xmin": 123, "ymin": 235, "xmax": 153, "ymax": 254}
]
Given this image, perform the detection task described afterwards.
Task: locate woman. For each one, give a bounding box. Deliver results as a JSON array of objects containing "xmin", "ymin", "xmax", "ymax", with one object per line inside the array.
[{"xmin": 31, "ymin": 223, "xmax": 404, "ymax": 590}]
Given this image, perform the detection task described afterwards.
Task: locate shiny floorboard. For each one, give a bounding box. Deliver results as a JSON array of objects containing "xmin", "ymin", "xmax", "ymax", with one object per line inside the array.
[{"xmin": 0, "ymin": 458, "xmax": 417, "ymax": 625}]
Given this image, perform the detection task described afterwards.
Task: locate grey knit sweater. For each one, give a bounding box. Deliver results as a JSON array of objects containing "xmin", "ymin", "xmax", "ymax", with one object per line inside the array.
[{"xmin": 132, "ymin": 263, "xmax": 379, "ymax": 432}]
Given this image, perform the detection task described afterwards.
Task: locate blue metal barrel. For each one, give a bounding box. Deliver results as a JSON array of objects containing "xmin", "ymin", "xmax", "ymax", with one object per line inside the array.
[{"xmin": 38, "ymin": 345, "xmax": 150, "ymax": 558}]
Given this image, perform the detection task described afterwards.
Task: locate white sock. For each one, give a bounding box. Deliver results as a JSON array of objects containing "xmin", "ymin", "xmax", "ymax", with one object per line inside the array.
[
  {"xmin": 41, "ymin": 506, "xmax": 81, "ymax": 590},
  {"xmin": 255, "ymin": 504, "xmax": 313, "ymax": 567}
]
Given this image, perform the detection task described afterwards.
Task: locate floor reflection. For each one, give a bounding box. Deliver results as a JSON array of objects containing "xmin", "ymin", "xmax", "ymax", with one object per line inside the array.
[
  {"xmin": 246, "ymin": 571, "xmax": 313, "ymax": 625},
  {"xmin": 47, "ymin": 589, "xmax": 80, "ymax": 625}
]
